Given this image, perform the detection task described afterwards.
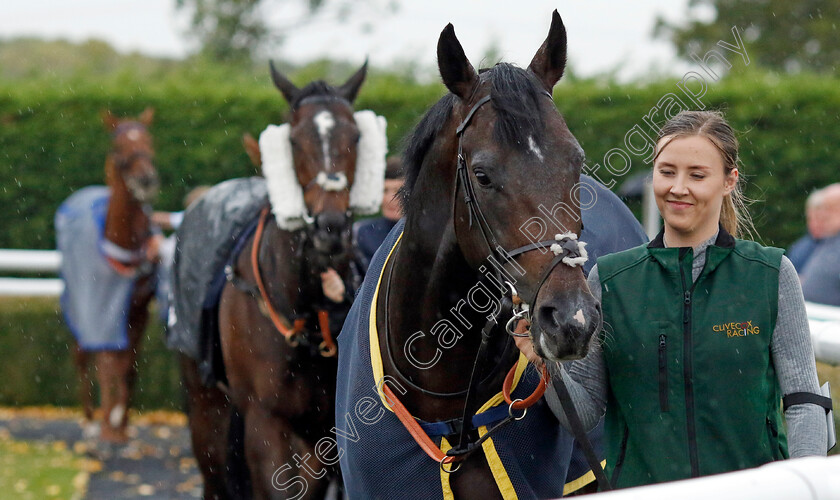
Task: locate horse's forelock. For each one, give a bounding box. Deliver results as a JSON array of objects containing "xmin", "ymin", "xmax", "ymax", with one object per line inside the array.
[
  {"xmin": 487, "ymin": 63, "xmax": 547, "ymax": 149},
  {"xmin": 290, "ymin": 81, "xmax": 346, "ymax": 110}
]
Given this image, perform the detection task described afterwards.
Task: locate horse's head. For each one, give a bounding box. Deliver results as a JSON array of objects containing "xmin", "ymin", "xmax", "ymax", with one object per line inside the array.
[
  {"xmin": 102, "ymin": 108, "xmax": 159, "ymax": 204},
  {"xmin": 435, "ymin": 11, "xmax": 601, "ymax": 361},
  {"xmin": 269, "ymin": 61, "xmax": 368, "ymax": 263}
]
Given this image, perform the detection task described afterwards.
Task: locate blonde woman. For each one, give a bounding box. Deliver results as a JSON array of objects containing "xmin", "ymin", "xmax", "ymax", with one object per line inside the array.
[{"xmin": 518, "ymin": 110, "xmax": 828, "ymax": 489}]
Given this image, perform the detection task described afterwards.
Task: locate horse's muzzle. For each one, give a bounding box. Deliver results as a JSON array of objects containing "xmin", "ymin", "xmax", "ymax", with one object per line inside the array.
[
  {"xmin": 127, "ymin": 172, "xmax": 160, "ymax": 203},
  {"xmin": 311, "ymin": 211, "xmax": 351, "ymax": 256},
  {"xmin": 531, "ymin": 290, "xmax": 601, "ymax": 362}
]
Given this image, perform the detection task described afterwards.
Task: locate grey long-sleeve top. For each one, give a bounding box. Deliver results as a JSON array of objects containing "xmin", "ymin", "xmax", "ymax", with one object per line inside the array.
[{"xmin": 545, "ymin": 233, "xmax": 827, "ymax": 458}]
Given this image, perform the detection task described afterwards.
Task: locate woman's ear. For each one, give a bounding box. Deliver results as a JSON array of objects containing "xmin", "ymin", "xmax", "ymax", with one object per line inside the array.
[{"xmin": 724, "ymin": 168, "xmax": 739, "ymax": 195}]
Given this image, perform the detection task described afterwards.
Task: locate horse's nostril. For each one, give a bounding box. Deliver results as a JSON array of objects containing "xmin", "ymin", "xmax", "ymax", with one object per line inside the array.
[{"xmin": 537, "ymin": 305, "xmax": 561, "ymax": 330}]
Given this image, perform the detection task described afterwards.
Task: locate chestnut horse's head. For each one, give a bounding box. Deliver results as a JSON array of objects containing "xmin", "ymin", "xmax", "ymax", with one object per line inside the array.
[
  {"xmin": 102, "ymin": 108, "xmax": 159, "ymax": 204},
  {"xmin": 434, "ymin": 11, "xmax": 601, "ymax": 361},
  {"xmin": 268, "ymin": 61, "xmax": 368, "ymax": 263}
]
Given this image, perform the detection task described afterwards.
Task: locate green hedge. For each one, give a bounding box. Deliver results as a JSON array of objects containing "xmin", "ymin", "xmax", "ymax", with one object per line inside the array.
[
  {"xmin": 1, "ymin": 69, "xmax": 840, "ymax": 408},
  {"xmin": 0, "ymin": 297, "xmax": 181, "ymax": 409},
  {"xmin": 1, "ymin": 70, "xmax": 838, "ymax": 250}
]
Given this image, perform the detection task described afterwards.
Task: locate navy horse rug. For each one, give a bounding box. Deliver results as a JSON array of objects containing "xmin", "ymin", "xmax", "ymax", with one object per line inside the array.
[
  {"xmin": 167, "ymin": 177, "xmax": 268, "ymax": 383},
  {"xmin": 335, "ymin": 220, "xmax": 576, "ymax": 500},
  {"xmin": 55, "ymin": 186, "xmax": 142, "ymax": 351}
]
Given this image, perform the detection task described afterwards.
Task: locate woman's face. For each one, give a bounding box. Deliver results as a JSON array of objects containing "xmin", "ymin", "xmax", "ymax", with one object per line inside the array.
[{"xmin": 653, "ymin": 135, "xmax": 738, "ymax": 241}]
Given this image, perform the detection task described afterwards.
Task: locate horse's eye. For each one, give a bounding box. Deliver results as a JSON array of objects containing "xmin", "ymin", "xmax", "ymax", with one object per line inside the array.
[
  {"xmin": 474, "ymin": 168, "xmax": 492, "ymax": 187},
  {"xmin": 353, "ymin": 132, "xmax": 361, "ymax": 144}
]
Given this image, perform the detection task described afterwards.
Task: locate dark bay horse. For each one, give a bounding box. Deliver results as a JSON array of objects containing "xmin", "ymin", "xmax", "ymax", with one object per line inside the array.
[
  {"xmin": 179, "ymin": 62, "xmax": 373, "ymax": 499},
  {"xmin": 336, "ymin": 11, "xmax": 601, "ymax": 499},
  {"xmin": 57, "ymin": 108, "xmax": 159, "ymax": 443}
]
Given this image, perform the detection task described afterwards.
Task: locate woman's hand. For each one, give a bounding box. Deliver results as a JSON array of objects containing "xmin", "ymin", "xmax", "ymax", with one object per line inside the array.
[
  {"xmin": 512, "ymin": 319, "xmax": 544, "ymax": 369},
  {"xmin": 320, "ymin": 268, "xmax": 346, "ymax": 303}
]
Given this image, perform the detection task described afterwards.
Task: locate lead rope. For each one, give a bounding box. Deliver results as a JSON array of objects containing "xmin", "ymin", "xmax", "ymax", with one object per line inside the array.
[{"xmin": 552, "ymin": 370, "xmax": 612, "ymax": 491}]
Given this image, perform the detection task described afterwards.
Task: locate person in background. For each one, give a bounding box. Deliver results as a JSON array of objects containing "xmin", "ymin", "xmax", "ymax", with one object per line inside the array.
[
  {"xmin": 800, "ymin": 183, "xmax": 840, "ymax": 306},
  {"xmin": 517, "ymin": 110, "xmax": 827, "ymax": 489},
  {"xmin": 787, "ymin": 188, "xmax": 829, "ymax": 272},
  {"xmin": 354, "ymin": 156, "xmax": 405, "ymax": 272}
]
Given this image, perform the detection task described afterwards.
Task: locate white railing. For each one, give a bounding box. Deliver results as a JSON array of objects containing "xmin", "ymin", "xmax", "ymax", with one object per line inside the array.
[
  {"xmin": 2, "ymin": 250, "xmax": 840, "ymax": 364},
  {"xmin": 584, "ymin": 455, "xmax": 840, "ymax": 500},
  {"xmin": 0, "ymin": 249, "xmax": 64, "ymax": 296}
]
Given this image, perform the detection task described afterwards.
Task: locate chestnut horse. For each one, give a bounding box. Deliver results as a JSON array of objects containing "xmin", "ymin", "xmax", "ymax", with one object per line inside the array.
[
  {"xmin": 179, "ymin": 62, "xmax": 370, "ymax": 499},
  {"xmin": 58, "ymin": 108, "xmax": 159, "ymax": 443},
  {"xmin": 336, "ymin": 12, "xmax": 602, "ymax": 499}
]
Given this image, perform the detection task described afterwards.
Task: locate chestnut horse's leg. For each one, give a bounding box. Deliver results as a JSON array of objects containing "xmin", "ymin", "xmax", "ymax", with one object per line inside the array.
[
  {"xmin": 122, "ymin": 288, "xmax": 153, "ymax": 429},
  {"xmin": 72, "ymin": 344, "xmax": 95, "ymax": 422},
  {"xmin": 95, "ymin": 350, "xmax": 127, "ymax": 442},
  {"xmin": 180, "ymin": 354, "xmax": 232, "ymax": 500}
]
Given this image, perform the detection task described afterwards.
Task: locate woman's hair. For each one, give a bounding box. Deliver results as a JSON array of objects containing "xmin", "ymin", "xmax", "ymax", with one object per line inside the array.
[{"xmin": 653, "ymin": 110, "xmax": 756, "ymax": 239}]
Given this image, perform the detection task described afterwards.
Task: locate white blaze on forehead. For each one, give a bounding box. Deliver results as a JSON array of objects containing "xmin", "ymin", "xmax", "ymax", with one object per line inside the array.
[
  {"xmin": 528, "ymin": 135, "xmax": 544, "ymax": 162},
  {"xmin": 314, "ymin": 111, "xmax": 335, "ymax": 171},
  {"xmin": 127, "ymin": 129, "xmax": 141, "ymax": 141},
  {"xmin": 573, "ymin": 309, "xmax": 586, "ymax": 327}
]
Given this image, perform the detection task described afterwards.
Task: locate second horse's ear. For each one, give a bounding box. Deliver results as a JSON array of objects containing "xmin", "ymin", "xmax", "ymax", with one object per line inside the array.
[
  {"xmin": 270, "ymin": 60, "xmax": 300, "ymax": 105},
  {"xmin": 437, "ymin": 23, "xmax": 478, "ymax": 101},
  {"xmin": 138, "ymin": 107, "xmax": 155, "ymax": 127},
  {"xmin": 102, "ymin": 110, "xmax": 119, "ymax": 132},
  {"xmin": 528, "ymin": 10, "xmax": 568, "ymax": 93},
  {"xmin": 337, "ymin": 60, "xmax": 368, "ymax": 103}
]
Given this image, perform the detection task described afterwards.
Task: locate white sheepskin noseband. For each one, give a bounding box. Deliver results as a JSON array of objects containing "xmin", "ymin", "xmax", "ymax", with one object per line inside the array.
[{"xmin": 259, "ymin": 110, "xmax": 388, "ymax": 230}]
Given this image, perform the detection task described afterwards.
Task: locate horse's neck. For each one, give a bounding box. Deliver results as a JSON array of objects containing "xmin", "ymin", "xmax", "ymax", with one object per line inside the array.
[
  {"xmin": 382, "ymin": 165, "xmax": 512, "ymax": 418},
  {"xmin": 258, "ymin": 222, "xmax": 351, "ymax": 316},
  {"xmin": 104, "ymin": 182, "xmax": 148, "ymax": 249}
]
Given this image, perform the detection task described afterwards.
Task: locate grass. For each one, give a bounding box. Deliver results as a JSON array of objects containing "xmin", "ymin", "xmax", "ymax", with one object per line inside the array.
[{"xmin": 0, "ymin": 433, "xmax": 97, "ymax": 500}]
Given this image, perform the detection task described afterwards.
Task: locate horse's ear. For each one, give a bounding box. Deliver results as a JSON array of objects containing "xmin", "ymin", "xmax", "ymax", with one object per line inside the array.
[
  {"xmin": 337, "ymin": 60, "xmax": 368, "ymax": 103},
  {"xmin": 269, "ymin": 60, "xmax": 299, "ymax": 104},
  {"xmin": 101, "ymin": 110, "xmax": 119, "ymax": 132},
  {"xmin": 242, "ymin": 133, "xmax": 262, "ymax": 167},
  {"xmin": 528, "ymin": 10, "xmax": 567, "ymax": 93},
  {"xmin": 437, "ymin": 23, "xmax": 478, "ymax": 101},
  {"xmin": 138, "ymin": 107, "xmax": 155, "ymax": 127}
]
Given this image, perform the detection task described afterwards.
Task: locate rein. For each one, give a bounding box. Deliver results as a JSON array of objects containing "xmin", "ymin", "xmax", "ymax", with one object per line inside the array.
[{"xmin": 246, "ymin": 206, "xmax": 338, "ymax": 357}]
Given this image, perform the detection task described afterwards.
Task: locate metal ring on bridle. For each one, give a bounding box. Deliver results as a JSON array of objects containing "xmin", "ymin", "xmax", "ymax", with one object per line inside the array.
[
  {"xmin": 440, "ymin": 457, "xmax": 462, "ymax": 474},
  {"xmin": 508, "ymin": 399, "xmax": 527, "ymax": 420},
  {"xmin": 505, "ymin": 310, "xmax": 530, "ymax": 338}
]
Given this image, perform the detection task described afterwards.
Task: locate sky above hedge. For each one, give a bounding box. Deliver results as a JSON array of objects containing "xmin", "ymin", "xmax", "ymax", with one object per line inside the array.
[{"xmin": 0, "ymin": 0, "xmax": 695, "ymax": 81}]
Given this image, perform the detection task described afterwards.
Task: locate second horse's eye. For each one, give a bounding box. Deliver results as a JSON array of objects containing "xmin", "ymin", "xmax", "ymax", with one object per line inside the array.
[{"xmin": 474, "ymin": 168, "xmax": 492, "ymax": 187}]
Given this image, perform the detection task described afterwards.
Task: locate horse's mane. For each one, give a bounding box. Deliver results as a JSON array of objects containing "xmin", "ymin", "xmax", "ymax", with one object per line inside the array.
[
  {"xmin": 290, "ymin": 81, "xmax": 346, "ymax": 109},
  {"xmin": 400, "ymin": 63, "xmax": 548, "ymax": 209}
]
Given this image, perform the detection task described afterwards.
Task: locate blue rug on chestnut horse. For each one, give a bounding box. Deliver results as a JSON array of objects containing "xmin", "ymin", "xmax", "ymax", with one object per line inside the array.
[
  {"xmin": 55, "ymin": 186, "xmax": 137, "ymax": 351},
  {"xmin": 167, "ymin": 177, "xmax": 268, "ymax": 368},
  {"xmin": 335, "ymin": 219, "xmax": 574, "ymax": 500}
]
